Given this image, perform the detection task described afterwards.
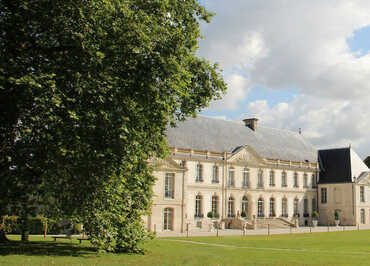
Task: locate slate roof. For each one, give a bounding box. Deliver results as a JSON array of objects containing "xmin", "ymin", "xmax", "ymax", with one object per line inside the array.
[
  {"xmin": 166, "ymin": 116, "xmax": 317, "ymax": 163},
  {"xmin": 318, "ymin": 147, "xmax": 370, "ymax": 184}
]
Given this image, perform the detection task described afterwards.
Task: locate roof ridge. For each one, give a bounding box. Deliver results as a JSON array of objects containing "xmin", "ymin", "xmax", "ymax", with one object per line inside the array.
[{"xmin": 198, "ymin": 115, "xmax": 303, "ymax": 135}]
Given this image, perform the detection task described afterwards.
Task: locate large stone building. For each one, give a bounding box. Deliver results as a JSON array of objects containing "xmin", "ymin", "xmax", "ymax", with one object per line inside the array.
[{"xmin": 144, "ymin": 116, "xmax": 370, "ymax": 232}]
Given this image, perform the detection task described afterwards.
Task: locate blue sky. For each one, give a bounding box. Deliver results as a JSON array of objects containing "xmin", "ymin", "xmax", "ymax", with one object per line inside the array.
[{"xmin": 197, "ymin": 1, "xmax": 370, "ymax": 159}]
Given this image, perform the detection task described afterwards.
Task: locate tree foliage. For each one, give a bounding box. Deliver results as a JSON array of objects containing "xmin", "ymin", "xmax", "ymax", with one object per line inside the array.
[{"xmin": 0, "ymin": 0, "xmax": 226, "ymax": 252}]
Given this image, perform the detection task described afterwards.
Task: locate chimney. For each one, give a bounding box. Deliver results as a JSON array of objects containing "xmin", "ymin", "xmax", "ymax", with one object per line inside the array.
[{"xmin": 243, "ymin": 118, "xmax": 258, "ymax": 131}]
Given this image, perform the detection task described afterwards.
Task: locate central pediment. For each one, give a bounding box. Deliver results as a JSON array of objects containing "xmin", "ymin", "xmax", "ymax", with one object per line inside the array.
[{"xmin": 228, "ymin": 145, "xmax": 265, "ymax": 166}]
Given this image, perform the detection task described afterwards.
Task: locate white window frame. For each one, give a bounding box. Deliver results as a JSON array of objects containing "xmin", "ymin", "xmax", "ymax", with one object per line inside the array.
[
  {"xmin": 195, "ymin": 195, "xmax": 202, "ymax": 217},
  {"xmin": 228, "ymin": 197, "xmax": 235, "ymax": 218},
  {"xmin": 228, "ymin": 167, "xmax": 235, "ymax": 187},
  {"xmin": 164, "ymin": 173, "xmax": 174, "ymax": 199},
  {"xmin": 257, "ymin": 198, "xmax": 264, "ymax": 217},
  {"xmin": 212, "ymin": 165, "xmax": 219, "ymax": 183},
  {"xmin": 321, "ymin": 188, "xmax": 327, "ymax": 204},
  {"xmin": 243, "ymin": 168, "xmax": 249, "ymax": 187},
  {"xmin": 196, "ymin": 163, "xmax": 203, "ymax": 182},
  {"xmin": 163, "ymin": 208, "xmax": 173, "ymax": 231},
  {"xmin": 257, "ymin": 169, "xmax": 263, "ymax": 188},
  {"xmin": 282, "ymin": 172, "xmax": 287, "ymax": 187},
  {"xmin": 269, "ymin": 170, "xmax": 275, "ymax": 187}
]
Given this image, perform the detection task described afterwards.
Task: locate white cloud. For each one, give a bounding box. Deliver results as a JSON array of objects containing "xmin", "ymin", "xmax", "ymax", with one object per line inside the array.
[
  {"xmin": 210, "ymin": 73, "xmax": 250, "ymax": 110},
  {"xmin": 245, "ymin": 95, "xmax": 370, "ymax": 158},
  {"xmin": 200, "ymin": 0, "xmax": 370, "ymax": 158}
]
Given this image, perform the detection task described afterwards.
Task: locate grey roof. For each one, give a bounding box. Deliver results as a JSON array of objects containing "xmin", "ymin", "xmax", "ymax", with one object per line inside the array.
[
  {"xmin": 318, "ymin": 147, "xmax": 370, "ymax": 183},
  {"xmin": 166, "ymin": 116, "xmax": 317, "ymax": 163}
]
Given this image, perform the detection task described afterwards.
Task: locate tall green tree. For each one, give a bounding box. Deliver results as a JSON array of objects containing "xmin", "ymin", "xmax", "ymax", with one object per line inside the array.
[{"xmin": 0, "ymin": 0, "xmax": 226, "ymax": 252}]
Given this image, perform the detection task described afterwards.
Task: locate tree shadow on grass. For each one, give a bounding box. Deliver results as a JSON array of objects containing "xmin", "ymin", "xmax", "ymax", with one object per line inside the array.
[{"xmin": 0, "ymin": 240, "xmax": 98, "ymax": 257}]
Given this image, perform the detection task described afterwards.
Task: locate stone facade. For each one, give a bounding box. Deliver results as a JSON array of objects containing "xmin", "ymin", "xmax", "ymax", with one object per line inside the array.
[
  {"xmin": 146, "ymin": 146, "xmax": 318, "ymax": 232},
  {"xmin": 143, "ymin": 117, "xmax": 370, "ymax": 232},
  {"xmin": 318, "ymin": 179, "xmax": 370, "ymax": 226}
]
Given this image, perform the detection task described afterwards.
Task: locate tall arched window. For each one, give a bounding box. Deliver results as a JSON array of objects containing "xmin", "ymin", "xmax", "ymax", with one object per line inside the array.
[
  {"xmin": 269, "ymin": 170, "xmax": 275, "ymax": 187},
  {"xmin": 163, "ymin": 208, "xmax": 173, "ymax": 231},
  {"xmin": 294, "ymin": 198, "xmax": 299, "ymax": 216},
  {"xmin": 257, "ymin": 169, "xmax": 263, "ymax": 188},
  {"xmin": 228, "ymin": 167, "xmax": 235, "ymax": 187},
  {"xmin": 211, "ymin": 195, "xmax": 219, "ymax": 217},
  {"xmin": 243, "ymin": 168, "xmax": 249, "ymax": 187},
  {"xmin": 241, "ymin": 196, "xmax": 248, "ymax": 214},
  {"xmin": 195, "ymin": 195, "xmax": 202, "ymax": 218},
  {"xmin": 282, "ymin": 198, "xmax": 287, "ymax": 217},
  {"xmin": 282, "ymin": 171, "xmax": 287, "ymax": 187},
  {"xmin": 257, "ymin": 198, "xmax": 264, "ymax": 217},
  {"xmin": 269, "ymin": 198, "xmax": 275, "ymax": 217},
  {"xmin": 196, "ymin": 163, "xmax": 203, "ymax": 182},
  {"xmin": 228, "ymin": 196, "xmax": 235, "ymax": 218}
]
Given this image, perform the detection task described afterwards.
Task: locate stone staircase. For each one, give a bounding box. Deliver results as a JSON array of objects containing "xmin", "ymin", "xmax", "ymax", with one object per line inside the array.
[{"xmin": 255, "ymin": 218, "xmax": 294, "ymax": 229}]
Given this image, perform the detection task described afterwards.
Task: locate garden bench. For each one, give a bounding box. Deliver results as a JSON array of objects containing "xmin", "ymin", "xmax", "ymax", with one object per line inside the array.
[
  {"xmin": 51, "ymin": 236, "xmax": 71, "ymax": 241},
  {"xmin": 77, "ymin": 237, "xmax": 90, "ymax": 244}
]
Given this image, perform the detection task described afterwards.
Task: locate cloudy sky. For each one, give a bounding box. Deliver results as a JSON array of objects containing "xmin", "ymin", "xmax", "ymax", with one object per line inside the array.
[{"xmin": 198, "ymin": 0, "xmax": 370, "ymax": 159}]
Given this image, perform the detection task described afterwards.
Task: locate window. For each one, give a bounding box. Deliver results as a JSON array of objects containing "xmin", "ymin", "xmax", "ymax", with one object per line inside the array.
[
  {"xmin": 269, "ymin": 170, "xmax": 275, "ymax": 187},
  {"xmin": 196, "ymin": 164, "xmax": 203, "ymax": 182},
  {"xmin": 321, "ymin": 188, "xmax": 327, "ymax": 204},
  {"xmin": 163, "ymin": 208, "xmax": 173, "ymax": 230},
  {"xmin": 195, "ymin": 195, "xmax": 203, "ymax": 218},
  {"xmin": 211, "ymin": 196, "xmax": 219, "ymax": 217},
  {"xmin": 294, "ymin": 173, "xmax": 299, "ymax": 188},
  {"xmin": 312, "ymin": 198, "xmax": 316, "ymax": 212},
  {"xmin": 282, "ymin": 198, "xmax": 288, "ymax": 217},
  {"xmin": 242, "ymin": 196, "xmax": 248, "ymax": 213},
  {"xmin": 360, "ymin": 186, "xmax": 365, "ymax": 202},
  {"xmin": 303, "ymin": 199, "xmax": 308, "ymax": 216},
  {"xmin": 281, "ymin": 172, "xmax": 287, "ymax": 187},
  {"xmin": 164, "ymin": 173, "xmax": 174, "ymax": 199},
  {"xmin": 257, "ymin": 169, "xmax": 263, "ymax": 188},
  {"xmin": 361, "ymin": 209, "xmax": 365, "ymax": 224},
  {"xmin": 294, "ymin": 198, "xmax": 299, "ymax": 216},
  {"xmin": 303, "ymin": 173, "xmax": 308, "ymax": 188},
  {"xmin": 311, "ymin": 174, "xmax": 317, "ymax": 188},
  {"xmin": 212, "ymin": 165, "xmax": 219, "ymax": 183},
  {"xmin": 243, "ymin": 168, "xmax": 249, "ymax": 187},
  {"xmin": 228, "ymin": 167, "xmax": 235, "ymax": 187},
  {"xmin": 269, "ymin": 198, "xmax": 275, "ymax": 217},
  {"xmin": 257, "ymin": 198, "xmax": 264, "ymax": 217},
  {"xmin": 228, "ymin": 196, "xmax": 235, "ymax": 218},
  {"xmin": 180, "ymin": 160, "xmax": 186, "ymax": 167}
]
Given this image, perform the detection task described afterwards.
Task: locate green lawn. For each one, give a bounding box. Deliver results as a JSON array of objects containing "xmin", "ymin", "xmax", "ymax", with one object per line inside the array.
[{"xmin": 1, "ymin": 231, "xmax": 370, "ymax": 265}]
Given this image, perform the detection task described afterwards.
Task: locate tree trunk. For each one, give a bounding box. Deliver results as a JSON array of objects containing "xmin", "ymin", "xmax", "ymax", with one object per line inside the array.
[
  {"xmin": 21, "ymin": 215, "xmax": 29, "ymax": 242},
  {"xmin": 0, "ymin": 226, "xmax": 10, "ymax": 242}
]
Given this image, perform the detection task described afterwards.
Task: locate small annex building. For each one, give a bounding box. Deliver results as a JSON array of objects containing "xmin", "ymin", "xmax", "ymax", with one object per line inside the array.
[{"xmin": 318, "ymin": 147, "xmax": 370, "ymax": 225}]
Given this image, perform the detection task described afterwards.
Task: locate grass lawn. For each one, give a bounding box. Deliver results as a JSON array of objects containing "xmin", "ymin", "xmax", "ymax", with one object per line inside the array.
[{"xmin": 1, "ymin": 230, "xmax": 370, "ymax": 265}]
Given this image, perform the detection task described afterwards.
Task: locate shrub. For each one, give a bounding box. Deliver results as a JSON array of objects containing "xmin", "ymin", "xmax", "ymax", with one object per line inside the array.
[
  {"xmin": 1, "ymin": 216, "xmax": 63, "ymax": 234},
  {"xmin": 207, "ymin": 211, "xmax": 214, "ymax": 218},
  {"xmin": 312, "ymin": 211, "xmax": 319, "ymax": 220},
  {"xmin": 334, "ymin": 210, "xmax": 340, "ymax": 220},
  {"xmin": 2, "ymin": 215, "xmax": 20, "ymax": 233},
  {"xmin": 241, "ymin": 211, "xmax": 247, "ymax": 218}
]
